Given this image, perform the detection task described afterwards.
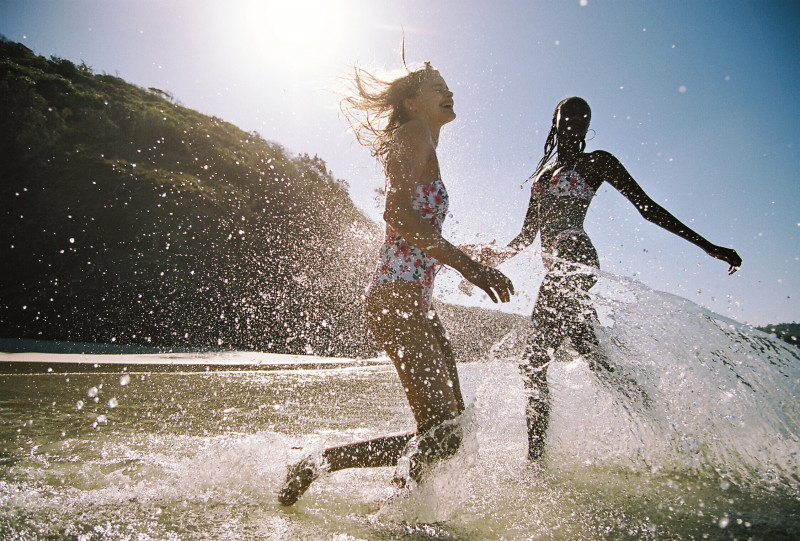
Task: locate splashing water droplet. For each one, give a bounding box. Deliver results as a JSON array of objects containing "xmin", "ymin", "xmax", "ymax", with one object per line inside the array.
[
  {"xmin": 120, "ymin": 374, "xmax": 131, "ymax": 386},
  {"xmin": 87, "ymin": 387, "xmax": 98, "ymax": 398}
]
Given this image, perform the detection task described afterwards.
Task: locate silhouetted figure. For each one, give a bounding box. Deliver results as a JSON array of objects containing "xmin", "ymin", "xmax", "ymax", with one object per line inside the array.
[{"xmin": 481, "ymin": 97, "xmax": 741, "ymax": 460}]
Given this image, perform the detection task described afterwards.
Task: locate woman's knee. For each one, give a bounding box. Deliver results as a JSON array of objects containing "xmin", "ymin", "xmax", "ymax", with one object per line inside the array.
[{"xmin": 418, "ymin": 419, "xmax": 463, "ymax": 462}]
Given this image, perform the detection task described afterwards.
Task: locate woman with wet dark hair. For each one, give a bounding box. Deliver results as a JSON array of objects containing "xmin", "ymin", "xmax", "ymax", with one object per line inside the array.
[
  {"xmin": 277, "ymin": 62, "xmax": 514, "ymax": 505},
  {"xmin": 483, "ymin": 97, "xmax": 741, "ymax": 460}
]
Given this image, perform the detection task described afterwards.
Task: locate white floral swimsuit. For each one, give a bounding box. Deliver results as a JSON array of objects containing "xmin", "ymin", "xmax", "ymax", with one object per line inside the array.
[{"xmin": 365, "ymin": 177, "xmax": 449, "ymax": 311}]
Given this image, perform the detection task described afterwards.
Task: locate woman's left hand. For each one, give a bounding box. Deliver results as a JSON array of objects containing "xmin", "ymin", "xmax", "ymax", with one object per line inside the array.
[{"xmin": 707, "ymin": 245, "xmax": 742, "ymax": 275}]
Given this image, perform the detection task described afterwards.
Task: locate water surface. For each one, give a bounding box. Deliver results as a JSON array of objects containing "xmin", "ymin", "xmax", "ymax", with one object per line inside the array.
[{"xmin": 1, "ymin": 277, "xmax": 799, "ymax": 540}]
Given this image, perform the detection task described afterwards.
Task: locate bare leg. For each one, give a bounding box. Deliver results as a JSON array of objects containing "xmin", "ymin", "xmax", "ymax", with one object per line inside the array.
[
  {"xmin": 427, "ymin": 310, "xmax": 465, "ymax": 415},
  {"xmin": 279, "ymin": 282, "xmax": 464, "ymax": 505},
  {"xmin": 522, "ymin": 266, "xmax": 597, "ymax": 460},
  {"xmin": 277, "ymin": 432, "xmax": 415, "ymax": 506},
  {"xmin": 365, "ymin": 282, "xmax": 464, "ymax": 434},
  {"xmin": 520, "ymin": 363, "xmax": 550, "ymax": 461},
  {"xmin": 323, "ymin": 432, "xmax": 414, "ymax": 470},
  {"xmin": 521, "ymin": 272, "xmax": 562, "ymax": 460},
  {"xmin": 365, "ymin": 282, "xmax": 464, "ymax": 481}
]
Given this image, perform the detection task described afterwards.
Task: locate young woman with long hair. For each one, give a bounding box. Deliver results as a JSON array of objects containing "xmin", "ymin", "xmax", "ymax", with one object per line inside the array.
[
  {"xmin": 480, "ymin": 96, "xmax": 741, "ymax": 460},
  {"xmin": 278, "ymin": 62, "xmax": 514, "ymax": 505}
]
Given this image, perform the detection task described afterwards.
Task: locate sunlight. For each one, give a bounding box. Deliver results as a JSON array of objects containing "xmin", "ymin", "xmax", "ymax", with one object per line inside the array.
[
  {"xmin": 240, "ymin": 0, "xmax": 348, "ymax": 69},
  {"xmin": 266, "ymin": 0, "xmax": 326, "ymax": 49}
]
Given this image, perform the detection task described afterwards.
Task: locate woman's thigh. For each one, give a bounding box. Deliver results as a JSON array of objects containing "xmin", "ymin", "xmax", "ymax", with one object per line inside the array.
[
  {"xmin": 426, "ymin": 311, "xmax": 465, "ymax": 414},
  {"xmin": 365, "ymin": 281, "xmax": 461, "ymax": 432},
  {"xmin": 528, "ymin": 263, "xmax": 598, "ymax": 363}
]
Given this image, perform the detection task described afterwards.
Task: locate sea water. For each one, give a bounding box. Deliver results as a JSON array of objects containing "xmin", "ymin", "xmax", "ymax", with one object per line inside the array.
[{"xmin": 1, "ymin": 275, "xmax": 798, "ymax": 540}]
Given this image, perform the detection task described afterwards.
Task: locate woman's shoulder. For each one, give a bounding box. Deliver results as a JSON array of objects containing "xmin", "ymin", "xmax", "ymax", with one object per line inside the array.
[
  {"xmin": 394, "ymin": 119, "xmax": 433, "ymax": 144},
  {"xmin": 390, "ymin": 121, "xmax": 434, "ymax": 161},
  {"xmin": 582, "ymin": 150, "xmax": 639, "ymax": 191},
  {"xmin": 534, "ymin": 162, "xmax": 558, "ymax": 183},
  {"xmin": 386, "ymin": 121, "xmax": 438, "ymax": 191},
  {"xmin": 584, "ymin": 149, "xmax": 619, "ymax": 167}
]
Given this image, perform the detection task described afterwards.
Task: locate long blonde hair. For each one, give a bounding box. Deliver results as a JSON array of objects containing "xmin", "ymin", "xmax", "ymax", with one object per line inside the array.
[{"xmin": 340, "ymin": 62, "xmax": 438, "ymax": 168}]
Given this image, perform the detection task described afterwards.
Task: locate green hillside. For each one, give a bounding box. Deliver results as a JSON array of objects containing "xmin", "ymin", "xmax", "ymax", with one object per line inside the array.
[{"xmin": 0, "ymin": 38, "xmax": 382, "ymax": 356}]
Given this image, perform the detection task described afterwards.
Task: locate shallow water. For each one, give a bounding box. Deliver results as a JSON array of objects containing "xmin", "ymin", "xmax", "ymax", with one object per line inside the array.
[{"xmin": 1, "ymin": 277, "xmax": 799, "ymax": 540}]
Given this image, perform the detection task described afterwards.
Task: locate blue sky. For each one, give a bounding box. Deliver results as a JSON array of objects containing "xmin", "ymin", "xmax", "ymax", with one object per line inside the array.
[{"xmin": 1, "ymin": 0, "xmax": 798, "ymax": 326}]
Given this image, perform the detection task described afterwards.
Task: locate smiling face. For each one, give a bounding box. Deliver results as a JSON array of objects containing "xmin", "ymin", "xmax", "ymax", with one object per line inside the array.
[
  {"xmin": 555, "ymin": 97, "xmax": 591, "ymax": 143},
  {"xmin": 403, "ymin": 72, "xmax": 456, "ymax": 127}
]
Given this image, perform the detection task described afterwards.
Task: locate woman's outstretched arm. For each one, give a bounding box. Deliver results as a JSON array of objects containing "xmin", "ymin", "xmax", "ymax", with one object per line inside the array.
[
  {"xmin": 460, "ymin": 171, "xmax": 544, "ymax": 271},
  {"xmin": 508, "ymin": 186, "xmax": 543, "ymax": 252},
  {"xmin": 595, "ymin": 151, "xmax": 742, "ymax": 274},
  {"xmin": 479, "ymin": 170, "xmax": 546, "ymax": 267}
]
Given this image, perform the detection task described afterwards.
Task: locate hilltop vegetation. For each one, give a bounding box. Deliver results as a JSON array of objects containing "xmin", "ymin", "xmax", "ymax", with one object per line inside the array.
[
  {"xmin": 0, "ymin": 38, "xmax": 382, "ymax": 355},
  {"xmin": 756, "ymin": 323, "xmax": 800, "ymax": 349}
]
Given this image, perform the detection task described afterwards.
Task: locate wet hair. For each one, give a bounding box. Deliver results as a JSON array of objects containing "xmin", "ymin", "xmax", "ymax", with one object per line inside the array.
[
  {"xmin": 527, "ymin": 96, "xmax": 591, "ymax": 184},
  {"xmin": 340, "ymin": 62, "xmax": 438, "ymax": 168}
]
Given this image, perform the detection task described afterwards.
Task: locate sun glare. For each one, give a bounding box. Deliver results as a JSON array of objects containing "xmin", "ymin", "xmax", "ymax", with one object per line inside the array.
[
  {"xmin": 266, "ymin": 0, "xmax": 326, "ymax": 47},
  {"xmin": 240, "ymin": 0, "xmax": 348, "ymax": 69}
]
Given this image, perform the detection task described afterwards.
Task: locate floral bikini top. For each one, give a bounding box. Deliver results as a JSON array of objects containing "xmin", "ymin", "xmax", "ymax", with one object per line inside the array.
[
  {"xmin": 532, "ymin": 167, "xmax": 596, "ymax": 201},
  {"xmin": 365, "ymin": 177, "xmax": 449, "ymax": 311},
  {"xmin": 533, "ymin": 167, "xmax": 598, "ymax": 270},
  {"xmin": 410, "ymin": 177, "xmax": 449, "ymax": 228}
]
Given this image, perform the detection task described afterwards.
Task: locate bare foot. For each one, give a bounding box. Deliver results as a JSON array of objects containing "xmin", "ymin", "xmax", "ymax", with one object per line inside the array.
[{"xmin": 278, "ymin": 455, "xmax": 322, "ymax": 506}]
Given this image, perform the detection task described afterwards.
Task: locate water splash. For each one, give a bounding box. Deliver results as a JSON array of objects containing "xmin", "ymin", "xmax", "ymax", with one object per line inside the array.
[
  {"xmin": 1, "ymin": 274, "xmax": 798, "ymax": 538},
  {"xmin": 561, "ymin": 274, "xmax": 800, "ymax": 493}
]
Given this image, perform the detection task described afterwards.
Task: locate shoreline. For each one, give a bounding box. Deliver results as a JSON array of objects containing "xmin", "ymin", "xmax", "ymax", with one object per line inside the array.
[{"xmin": 0, "ymin": 345, "xmax": 389, "ymax": 374}]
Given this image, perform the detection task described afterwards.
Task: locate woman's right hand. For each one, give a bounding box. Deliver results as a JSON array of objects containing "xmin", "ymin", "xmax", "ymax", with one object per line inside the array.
[{"xmin": 460, "ymin": 261, "xmax": 514, "ymax": 303}]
